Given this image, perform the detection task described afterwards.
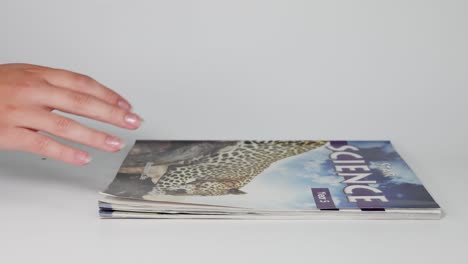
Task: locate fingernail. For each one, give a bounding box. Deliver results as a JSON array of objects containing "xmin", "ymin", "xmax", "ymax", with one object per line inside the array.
[
  {"xmin": 124, "ymin": 113, "xmax": 142, "ymax": 128},
  {"xmin": 75, "ymin": 151, "xmax": 91, "ymax": 165},
  {"xmin": 105, "ymin": 136, "xmax": 125, "ymax": 150},
  {"xmin": 117, "ymin": 99, "xmax": 132, "ymax": 110}
]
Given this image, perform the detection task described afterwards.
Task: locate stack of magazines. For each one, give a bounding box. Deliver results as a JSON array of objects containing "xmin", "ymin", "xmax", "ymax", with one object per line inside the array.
[{"xmin": 99, "ymin": 140, "xmax": 442, "ymax": 219}]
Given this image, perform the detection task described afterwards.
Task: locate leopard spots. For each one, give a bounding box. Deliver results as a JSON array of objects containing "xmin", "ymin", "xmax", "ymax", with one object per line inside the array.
[{"xmin": 149, "ymin": 141, "xmax": 327, "ymax": 196}]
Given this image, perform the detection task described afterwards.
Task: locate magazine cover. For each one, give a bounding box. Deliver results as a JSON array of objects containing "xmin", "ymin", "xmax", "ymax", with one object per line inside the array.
[{"xmin": 102, "ymin": 140, "xmax": 440, "ymax": 211}]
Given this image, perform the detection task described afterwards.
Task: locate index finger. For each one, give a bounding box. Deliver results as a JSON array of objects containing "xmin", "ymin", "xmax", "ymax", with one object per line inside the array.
[{"xmin": 37, "ymin": 67, "xmax": 132, "ymax": 110}]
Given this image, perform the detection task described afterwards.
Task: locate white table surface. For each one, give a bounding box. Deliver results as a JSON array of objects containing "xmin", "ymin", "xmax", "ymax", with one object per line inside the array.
[{"xmin": 1, "ymin": 1, "xmax": 467, "ymax": 263}]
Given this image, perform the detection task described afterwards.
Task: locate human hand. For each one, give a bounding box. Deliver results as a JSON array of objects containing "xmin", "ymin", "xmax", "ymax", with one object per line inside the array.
[{"xmin": 0, "ymin": 63, "xmax": 142, "ymax": 165}]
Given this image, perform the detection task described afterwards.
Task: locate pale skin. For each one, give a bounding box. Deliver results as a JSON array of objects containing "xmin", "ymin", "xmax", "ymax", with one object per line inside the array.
[{"xmin": 0, "ymin": 63, "xmax": 142, "ymax": 165}]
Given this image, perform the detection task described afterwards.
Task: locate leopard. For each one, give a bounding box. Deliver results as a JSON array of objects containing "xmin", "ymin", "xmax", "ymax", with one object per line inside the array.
[{"xmin": 143, "ymin": 140, "xmax": 327, "ymax": 197}]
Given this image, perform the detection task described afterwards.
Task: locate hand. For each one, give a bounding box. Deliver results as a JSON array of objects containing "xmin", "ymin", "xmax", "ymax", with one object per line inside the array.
[{"xmin": 0, "ymin": 63, "xmax": 142, "ymax": 165}]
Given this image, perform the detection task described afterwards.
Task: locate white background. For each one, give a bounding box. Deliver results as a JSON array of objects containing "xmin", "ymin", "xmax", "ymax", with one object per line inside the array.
[{"xmin": 1, "ymin": 0, "xmax": 467, "ymax": 263}]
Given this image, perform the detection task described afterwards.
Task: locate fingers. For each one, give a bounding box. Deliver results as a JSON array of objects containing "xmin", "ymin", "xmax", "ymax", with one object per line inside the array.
[
  {"xmin": 11, "ymin": 108, "xmax": 125, "ymax": 152},
  {"xmin": 28, "ymin": 65, "xmax": 132, "ymax": 110},
  {"xmin": 0, "ymin": 127, "xmax": 92, "ymax": 166},
  {"xmin": 0, "ymin": 64, "xmax": 141, "ymax": 166},
  {"xmin": 31, "ymin": 84, "xmax": 142, "ymax": 130}
]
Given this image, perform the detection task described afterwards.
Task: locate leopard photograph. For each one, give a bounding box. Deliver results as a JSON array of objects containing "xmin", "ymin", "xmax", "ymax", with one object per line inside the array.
[{"xmin": 110, "ymin": 140, "xmax": 327, "ymax": 198}]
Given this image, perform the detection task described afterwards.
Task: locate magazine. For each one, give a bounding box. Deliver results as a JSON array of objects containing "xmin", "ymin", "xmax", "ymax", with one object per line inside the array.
[{"xmin": 99, "ymin": 140, "xmax": 442, "ymax": 219}]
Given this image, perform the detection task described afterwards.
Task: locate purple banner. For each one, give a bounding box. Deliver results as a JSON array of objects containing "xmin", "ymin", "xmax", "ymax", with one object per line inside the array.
[
  {"xmin": 329, "ymin": 141, "xmax": 348, "ymax": 148},
  {"xmin": 311, "ymin": 188, "xmax": 337, "ymax": 210}
]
